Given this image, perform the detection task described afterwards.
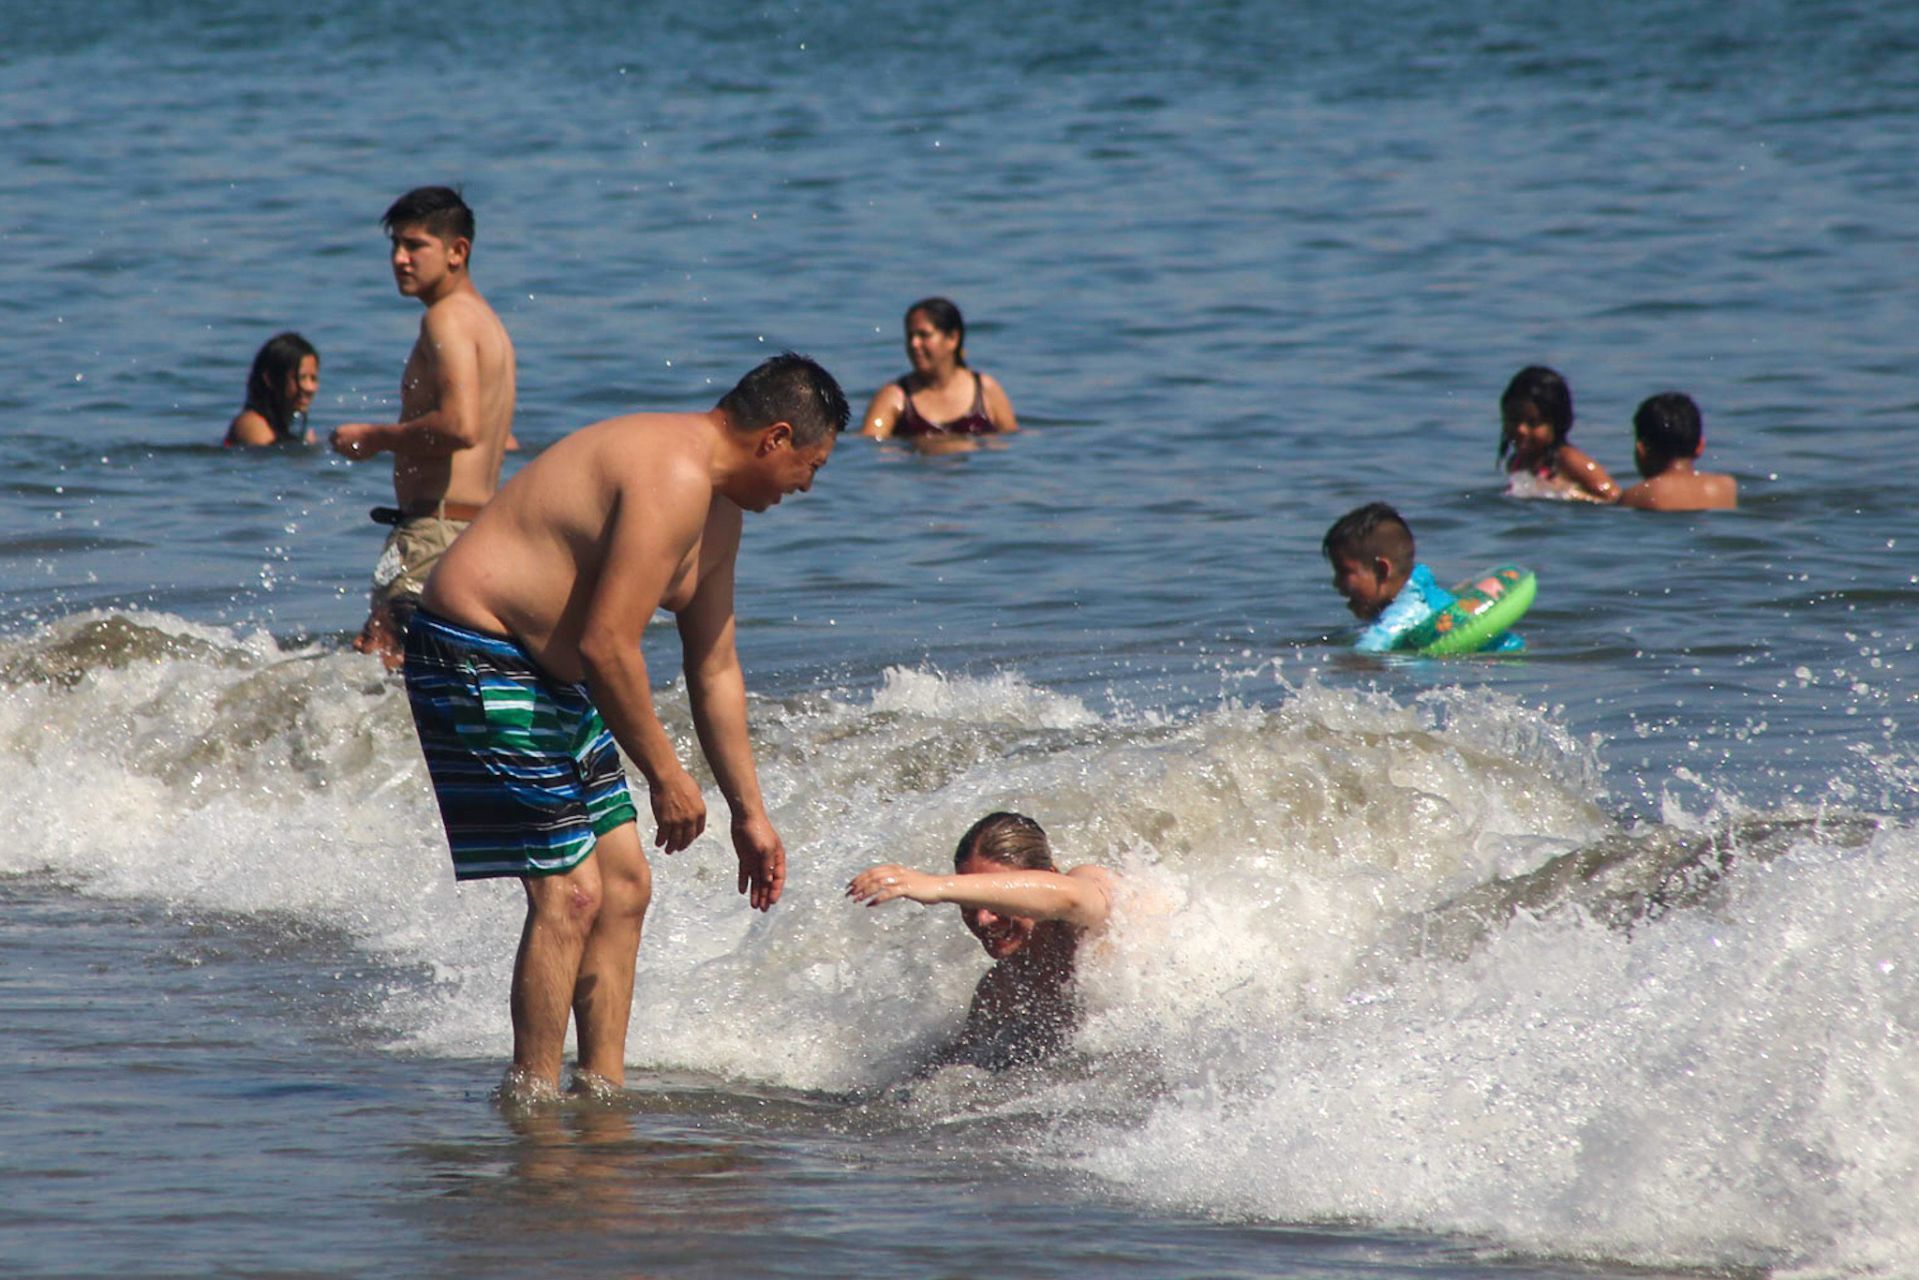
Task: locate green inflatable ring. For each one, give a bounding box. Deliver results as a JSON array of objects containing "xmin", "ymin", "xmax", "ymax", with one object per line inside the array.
[{"xmin": 1398, "ymin": 565, "xmax": 1536, "ymax": 655}]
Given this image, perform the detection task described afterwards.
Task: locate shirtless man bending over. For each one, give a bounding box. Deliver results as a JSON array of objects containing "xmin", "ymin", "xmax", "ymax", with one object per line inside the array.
[
  {"xmin": 332, "ymin": 186, "xmax": 517, "ymax": 668},
  {"xmin": 403, "ymin": 353, "xmax": 848, "ymax": 1099}
]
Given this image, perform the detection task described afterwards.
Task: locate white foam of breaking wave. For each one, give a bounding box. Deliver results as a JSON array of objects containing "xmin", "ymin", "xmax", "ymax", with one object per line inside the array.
[{"xmin": 12, "ymin": 618, "xmax": 1914, "ymax": 1274}]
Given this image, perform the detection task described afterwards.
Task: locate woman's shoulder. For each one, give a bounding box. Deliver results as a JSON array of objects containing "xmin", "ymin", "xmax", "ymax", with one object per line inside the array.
[
  {"xmin": 862, "ymin": 378, "xmax": 913, "ymax": 413},
  {"xmin": 225, "ymin": 407, "xmax": 277, "ymax": 447},
  {"xmin": 975, "ymin": 371, "xmax": 1019, "ymax": 432},
  {"xmin": 975, "ymin": 370, "xmax": 1012, "ymax": 401},
  {"xmin": 859, "ymin": 379, "xmax": 911, "ymax": 437}
]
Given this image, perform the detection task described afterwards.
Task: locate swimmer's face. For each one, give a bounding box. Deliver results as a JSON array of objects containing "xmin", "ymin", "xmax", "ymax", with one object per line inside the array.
[
  {"xmin": 286, "ymin": 354, "xmax": 319, "ymax": 416},
  {"xmin": 904, "ymin": 310, "xmax": 961, "ymax": 374},
  {"xmin": 388, "ymin": 223, "xmax": 466, "ymax": 297},
  {"xmin": 957, "ymin": 852, "xmax": 1040, "ymax": 960},
  {"xmin": 1330, "ymin": 553, "xmax": 1394, "ymax": 620},
  {"xmin": 1503, "ymin": 403, "xmax": 1557, "ymax": 462}
]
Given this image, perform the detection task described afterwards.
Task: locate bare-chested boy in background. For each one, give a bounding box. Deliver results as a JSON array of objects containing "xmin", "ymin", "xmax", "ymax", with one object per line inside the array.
[{"xmin": 332, "ymin": 186, "xmax": 516, "ymax": 667}]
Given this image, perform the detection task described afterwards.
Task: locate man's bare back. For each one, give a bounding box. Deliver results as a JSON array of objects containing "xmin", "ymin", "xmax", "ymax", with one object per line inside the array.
[
  {"xmin": 422, "ymin": 411, "xmax": 742, "ymax": 683},
  {"xmin": 420, "ymin": 373, "xmax": 837, "ymax": 880}
]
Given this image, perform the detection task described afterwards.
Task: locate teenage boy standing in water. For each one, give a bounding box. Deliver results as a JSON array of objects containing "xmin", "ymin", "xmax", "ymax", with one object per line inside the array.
[
  {"xmin": 332, "ymin": 186, "xmax": 517, "ymax": 668},
  {"xmin": 403, "ymin": 353, "xmax": 848, "ymax": 1100}
]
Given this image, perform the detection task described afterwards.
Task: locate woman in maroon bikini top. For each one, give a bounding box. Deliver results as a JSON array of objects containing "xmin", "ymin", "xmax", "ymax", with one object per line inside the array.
[{"xmin": 860, "ymin": 297, "xmax": 1020, "ymax": 441}]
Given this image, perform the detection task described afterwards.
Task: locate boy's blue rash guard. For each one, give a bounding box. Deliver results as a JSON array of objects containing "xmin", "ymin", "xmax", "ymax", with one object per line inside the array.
[
  {"xmin": 1353, "ymin": 563, "xmax": 1525, "ymax": 654},
  {"xmin": 1354, "ymin": 563, "xmax": 1451, "ymax": 653}
]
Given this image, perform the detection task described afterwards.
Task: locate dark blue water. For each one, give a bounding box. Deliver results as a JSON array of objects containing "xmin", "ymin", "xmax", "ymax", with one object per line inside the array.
[{"xmin": 5, "ymin": 2, "xmax": 1919, "ymax": 1275}]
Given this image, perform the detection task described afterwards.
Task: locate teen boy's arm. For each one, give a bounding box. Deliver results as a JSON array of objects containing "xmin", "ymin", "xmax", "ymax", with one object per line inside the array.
[
  {"xmin": 330, "ymin": 306, "xmax": 487, "ymax": 459},
  {"xmin": 674, "ymin": 507, "xmax": 786, "ymax": 912},
  {"xmin": 574, "ymin": 460, "xmax": 711, "ymax": 857}
]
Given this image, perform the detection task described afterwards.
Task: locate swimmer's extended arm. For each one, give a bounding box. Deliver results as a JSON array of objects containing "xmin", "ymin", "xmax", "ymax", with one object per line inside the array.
[
  {"xmin": 847, "ymin": 864, "xmax": 1114, "ymax": 930},
  {"xmin": 1555, "ymin": 444, "xmax": 1619, "ymax": 503},
  {"xmin": 1616, "ymin": 480, "xmax": 1658, "ymax": 510},
  {"xmin": 676, "ymin": 505, "xmax": 785, "ymax": 912},
  {"xmin": 329, "ymin": 308, "xmax": 485, "ymax": 459}
]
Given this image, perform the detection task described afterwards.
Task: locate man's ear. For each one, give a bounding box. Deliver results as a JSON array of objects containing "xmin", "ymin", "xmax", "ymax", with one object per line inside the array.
[
  {"xmin": 758, "ymin": 421, "xmax": 794, "ymax": 454},
  {"xmin": 1373, "ymin": 555, "xmax": 1395, "ymax": 582},
  {"xmin": 447, "ymin": 236, "xmax": 472, "ymax": 270}
]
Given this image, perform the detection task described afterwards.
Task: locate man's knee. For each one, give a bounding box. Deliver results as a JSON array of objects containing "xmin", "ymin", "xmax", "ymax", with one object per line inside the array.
[{"xmin": 525, "ymin": 862, "xmax": 605, "ymax": 935}]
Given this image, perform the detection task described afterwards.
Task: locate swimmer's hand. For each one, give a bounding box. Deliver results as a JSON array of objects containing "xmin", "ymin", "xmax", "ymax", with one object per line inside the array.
[
  {"xmin": 731, "ymin": 812, "xmax": 785, "ymax": 911},
  {"xmin": 329, "ymin": 423, "xmax": 382, "ymax": 459},
  {"xmin": 846, "ymin": 864, "xmax": 944, "ymax": 907},
  {"xmin": 648, "ymin": 765, "xmax": 707, "ymax": 854}
]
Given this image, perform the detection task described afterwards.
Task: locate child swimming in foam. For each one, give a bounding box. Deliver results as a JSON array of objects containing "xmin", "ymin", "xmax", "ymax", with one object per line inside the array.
[
  {"xmin": 1619, "ymin": 391, "xmax": 1738, "ymax": 511},
  {"xmin": 1498, "ymin": 365, "xmax": 1618, "ymax": 502},
  {"xmin": 847, "ymin": 811, "xmax": 1115, "ymax": 1069},
  {"xmin": 1323, "ymin": 502, "xmax": 1524, "ymax": 654}
]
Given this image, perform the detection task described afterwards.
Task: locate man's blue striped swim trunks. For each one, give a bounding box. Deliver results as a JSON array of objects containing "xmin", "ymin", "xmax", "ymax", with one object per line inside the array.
[{"xmin": 403, "ymin": 607, "xmax": 638, "ymax": 881}]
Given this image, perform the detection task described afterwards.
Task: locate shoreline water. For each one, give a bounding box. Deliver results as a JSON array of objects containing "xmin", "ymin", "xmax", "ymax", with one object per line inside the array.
[
  {"xmin": 4, "ymin": 871, "xmax": 1740, "ymax": 1280},
  {"xmin": 7, "ymin": 613, "xmax": 1913, "ymax": 1276}
]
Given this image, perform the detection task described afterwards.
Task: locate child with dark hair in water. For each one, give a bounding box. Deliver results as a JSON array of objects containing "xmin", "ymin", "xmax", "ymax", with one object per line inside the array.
[
  {"xmin": 848, "ymin": 812, "xmax": 1115, "ymax": 1067},
  {"xmin": 225, "ymin": 332, "xmax": 318, "ymax": 446},
  {"xmin": 1619, "ymin": 392, "xmax": 1738, "ymax": 511},
  {"xmin": 1498, "ymin": 365, "xmax": 1618, "ymax": 502},
  {"xmin": 1323, "ymin": 502, "xmax": 1524, "ymax": 654}
]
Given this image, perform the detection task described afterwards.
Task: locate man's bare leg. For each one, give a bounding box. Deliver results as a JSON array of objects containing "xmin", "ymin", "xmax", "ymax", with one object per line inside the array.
[
  {"xmin": 570, "ymin": 823, "xmax": 652, "ymax": 1088},
  {"xmin": 508, "ymin": 855, "xmax": 605, "ymax": 1092}
]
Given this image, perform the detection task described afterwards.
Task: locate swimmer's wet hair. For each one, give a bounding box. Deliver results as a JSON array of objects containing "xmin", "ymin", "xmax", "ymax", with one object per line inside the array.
[
  {"xmin": 1633, "ymin": 391, "xmax": 1703, "ymax": 461},
  {"xmin": 1499, "ymin": 365, "xmax": 1575, "ymax": 466},
  {"xmin": 717, "ymin": 352, "xmax": 850, "ymax": 446},
  {"xmin": 954, "ymin": 812, "xmax": 1056, "ymax": 872},
  {"xmin": 244, "ymin": 331, "xmax": 317, "ymax": 440},
  {"xmin": 1322, "ymin": 502, "xmax": 1414, "ymax": 565},
  {"xmin": 906, "ymin": 297, "xmax": 968, "ymax": 368},
  {"xmin": 382, "ymin": 186, "xmax": 475, "ymax": 246}
]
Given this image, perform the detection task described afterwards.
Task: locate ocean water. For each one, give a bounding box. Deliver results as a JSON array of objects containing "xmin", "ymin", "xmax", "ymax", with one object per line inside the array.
[{"xmin": 5, "ymin": 1, "xmax": 1919, "ymax": 1276}]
